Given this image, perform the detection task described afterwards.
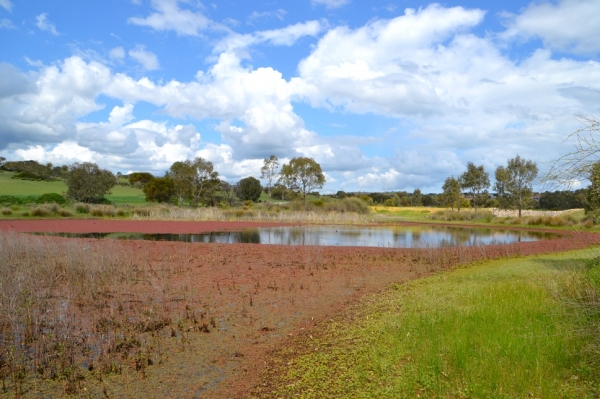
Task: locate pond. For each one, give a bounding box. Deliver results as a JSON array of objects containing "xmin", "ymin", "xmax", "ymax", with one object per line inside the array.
[{"xmin": 34, "ymin": 225, "xmax": 561, "ymax": 248}]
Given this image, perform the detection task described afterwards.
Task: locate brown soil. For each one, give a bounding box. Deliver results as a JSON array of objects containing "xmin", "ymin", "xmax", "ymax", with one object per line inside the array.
[{"xmin": 1, "ymin": 220, "xmax": 598, "ymax": 398}]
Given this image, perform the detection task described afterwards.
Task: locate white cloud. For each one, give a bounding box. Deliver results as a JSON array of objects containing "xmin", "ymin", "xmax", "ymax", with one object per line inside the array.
[
  {"xmin": 247, "ymin": 9, "xmax": 286, "ymax": 24},
  {"xmin": 311, "ymin": 0, "xmax": 350, "ymax": 9},
  {"xmin": 0, "ymin": 19, "xmax": 14, "ymax": 29},
  {"xmin": 502, "ymin": 0, "xmax": 600, "ymax": 53},
  {"xmin": 16, "ymin": 142, "xmax": 98, "ymax": 165},
  {"xmin": 36, "ymin": 13, "xmax": 59, "ymax": 35},
  {"xmin": 0, "ymin": 0, "xmax": 12, "ymax": 12},
  {"xmin": 109, "ymin": 47, "xmax": 126, "ymax": 60},
  {"xmin": 128, "ymin": 0, "xmax": 223, "ymax": 36},
  {"xmin": 214, "ymin": 20, "xmax": 322, "ymax": 54},
  {"xmin": 128, "ymin": 45, "xmax": 160, "ymax": 70}
]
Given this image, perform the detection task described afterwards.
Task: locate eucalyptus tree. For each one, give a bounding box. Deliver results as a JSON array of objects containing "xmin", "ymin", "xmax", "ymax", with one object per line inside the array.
[
  {"xmin": 260, "ymin": 155, "xmax": 279, "ymax": 197},
  {"xmin": 460, "ymin": 162, "xmax": 490, "ymax": 211},
  {"xmin": 494, "ymin": 155, "xmax": 538, "ymax": 217},
  {"xmin": 278, "ymin": 157, "xmax": 325, "ymax": 204},
  {"xmin": 442, "ymin": 176, "xmax": 461, "ymax": 211},
  {"xmin": 65, "ymin": 162, "xmax": 116, "ymax": 203}
]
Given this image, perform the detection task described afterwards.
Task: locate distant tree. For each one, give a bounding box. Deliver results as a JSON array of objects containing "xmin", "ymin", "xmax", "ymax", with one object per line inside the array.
[
  {"xmin": 278, "ymin": 157, "xmax": 326, "ymax": 204},
  {"xmin": 237, "ymin": 176, "xmax": 262, "ymax": 202},
  {"xmin": 538, "ymin": 190, "xmax": 586, "ymax": 210},
  {"xmin": 460, "ymin": 162, "xmax": 490, "ymax": 211},
  {"xmin": 494, "ymin": 155, "xmax": 538, "ymax": 217},
  {"xmin": 335, "ymin": 190, "xmax": 347, "ymax": 199},
  {"xmin": 4, "ymin": 160, "xmax": 53, "ymax": 180},
  {"xmin": 220, "ymin": 181, "xmax": 239, "ymax": 206},
  {"xmin": 260, "ymin": 155, "xmax": 279, "ymax": 197},
  {"xmin": 166, "ymin": 157, "xmax": 220, "ymax": 206},
  {"xmin": 143, "ymin": 177, "xmax": 175, "ymax": 203},
  {"xmin": 442, "ymin": 176, "xmax": 461, "ymax": 211},
  {"xmin": 412, "ymin": 188, "xmax": 422, "ymax": 206},
  {"xmin": 0, "ymin": 156, "xmax": 5, "ymax": 169},
  {"xmin": 65, "ymin": 162, "xmax": 116, "ymax": 203},
  {"xmin": 129, "ymin": 172, "xmax": 154, "ymax": 187}
]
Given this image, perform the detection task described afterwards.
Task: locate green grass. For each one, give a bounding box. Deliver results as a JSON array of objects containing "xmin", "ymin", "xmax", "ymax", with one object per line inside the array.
[
  {"xmin": 0, "ymin": 171, "xmax": 146, "ymax": 204},
  {"xmin": 262, "ymin": 249, "xmax": 600, "ymax": 398}
]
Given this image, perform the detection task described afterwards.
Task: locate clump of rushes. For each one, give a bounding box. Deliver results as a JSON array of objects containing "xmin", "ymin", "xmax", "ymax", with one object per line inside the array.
[
  {"xmin": 1, "ymin": 208, "xmax": 11, "ymax": 215},
  {"xmin": 0, "ymin": 231, "xmax": 198, "ymax": 395}
]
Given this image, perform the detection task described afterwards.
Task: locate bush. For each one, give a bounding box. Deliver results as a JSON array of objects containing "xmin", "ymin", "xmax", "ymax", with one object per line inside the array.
[
  {"xmin": 430, "ymin": 210, "xmax": 493, "ymax": 221},
  {"xmin": 0, "ymin": 195, "xmax": 22, "ymax": 206},
  {"xmin": 1, "ymin": 208, "xmax": 12, "ymax": 215},
  {"xmin": 75, "ymin": 203, "xmax": 90, "ymax": 214},
  {"xmin": 324, "ymin": 197, "xmax": 371, "ymax": 214},
  {"xmin": 58, "ymin": 209, "xmax": 72, "ymax": 217},
  {"xmin": 31, "ymin": 206, "xmax": 51, "ymax": 217},
  {"xmin": 37, "ymin": 193, "xmax": 67, "ymax": 205}
]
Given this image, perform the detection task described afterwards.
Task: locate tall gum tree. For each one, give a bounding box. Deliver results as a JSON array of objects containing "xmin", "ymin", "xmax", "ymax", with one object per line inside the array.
[
  {"xmin": 278, "ymin": 157, "xmax": 325, "ymax": 204},
  {"xmin": 460, "ymin": 162, "xmax": 490, "ymax": 211},
  {"xmin": 494, "ymin": 155, "xmax": 538, "ymax": 217}
]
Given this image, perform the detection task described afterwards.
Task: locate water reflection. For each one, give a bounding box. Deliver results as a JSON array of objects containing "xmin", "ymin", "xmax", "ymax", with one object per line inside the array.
[{"xmin": 33, "ymin": 225, "xmax": 560, "ymax": 248}]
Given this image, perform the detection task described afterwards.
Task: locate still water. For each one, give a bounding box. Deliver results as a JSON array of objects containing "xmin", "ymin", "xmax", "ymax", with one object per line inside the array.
[{"xmin": 35, "ymin": 225, "xmax": 560, "ymax": 248}]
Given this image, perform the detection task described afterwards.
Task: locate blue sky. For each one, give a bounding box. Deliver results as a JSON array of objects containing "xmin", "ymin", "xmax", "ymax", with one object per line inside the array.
[{"xmin": 1, "ymin": 0, "xmax": 599, "ymax": 193}]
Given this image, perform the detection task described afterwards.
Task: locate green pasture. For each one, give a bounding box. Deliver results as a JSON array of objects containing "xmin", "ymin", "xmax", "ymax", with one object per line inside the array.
[
  {"xmin": 262, "ymin": 248, "xmax": 600, "ymax": 398},
  {"xmin": 0, "ymin": 171, "xmax": 145, "ymax": 204}
]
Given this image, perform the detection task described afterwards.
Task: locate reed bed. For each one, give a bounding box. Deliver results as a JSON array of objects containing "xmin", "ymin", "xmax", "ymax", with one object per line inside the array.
[
  {"xmin": 129, "ymin": 206, "xmax": 370, "ymax": 225},
  {"xmin": 0, "ymin": 231, "xmax": 204, "ymax": 397}
]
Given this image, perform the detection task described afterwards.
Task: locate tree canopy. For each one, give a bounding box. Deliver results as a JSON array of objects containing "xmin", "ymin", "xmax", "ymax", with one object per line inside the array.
[
  {"xmin": 166, "ymin": 157, "xmax": 220, "ymax": 206},
  {"xmin": 442, "ymin": 176, "xmax": 461, "ymax": 211},
  {"xmin": 143, "ymin": 177, "xmax": 175, "ymax": 203},
  {"xmin": 65, "ymin": 162, "xmax": 116, "ymax": 203},
  {"xmin": 460, "ymin": 162, "xmax": 490, "ymax": 211},
  {"xmin": 237, "ymin": 176, "xmax": 262, "ymax": 202},
  {"xmin": 278, "ymin": 157, "xmax": 325, "ymax": 203},
  {"xmin": 260, "ymin": 155, "xmax": 279, "ymax": 197},
  {"xmin": 494, "ymin": 155, "xmax": 538, "ymax": 217}
]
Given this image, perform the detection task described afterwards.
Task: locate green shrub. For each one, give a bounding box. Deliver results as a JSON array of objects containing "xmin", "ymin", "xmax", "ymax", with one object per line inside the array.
[
  {"xmin": 21, "ymin": 211, "xmax": 29, "ymax": 216},
  {"xmin": 0, "ymin": 195, "xmax": 22, "ymax": 206},
  {"xmin": 324, "ymin": 197, "xmax": 371, "ymax": 214},
  {"xmin": 1, "ymin": 208, "xmax": 12, "ymax": 215},
  {"xmin": 75, "ymin": 203, "xmax": 90, "ymax": 214},
  {"xmin": 37, "ymin": 193, "xmax": 67, "ymax": 205}
]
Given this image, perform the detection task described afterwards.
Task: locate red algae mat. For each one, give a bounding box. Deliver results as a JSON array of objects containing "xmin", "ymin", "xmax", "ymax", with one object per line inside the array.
[{"xmin": 2, "ymin": 220, "xmax": 599, "ymax": 398}]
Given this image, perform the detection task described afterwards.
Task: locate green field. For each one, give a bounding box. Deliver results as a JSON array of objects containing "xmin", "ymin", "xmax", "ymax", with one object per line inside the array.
[
  {"xmin": 260, "ymin": 248, "xmax": 600, "ymax": 398},
  {"xmin": 0, "ymin": 171, "xmax": 146, "ymax": 204}
]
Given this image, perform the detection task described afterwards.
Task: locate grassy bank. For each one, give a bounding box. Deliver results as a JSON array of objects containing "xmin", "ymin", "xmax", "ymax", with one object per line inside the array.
[{"xmin": 255, "ymin": 249, "xmax": 600, "ymax": 398}]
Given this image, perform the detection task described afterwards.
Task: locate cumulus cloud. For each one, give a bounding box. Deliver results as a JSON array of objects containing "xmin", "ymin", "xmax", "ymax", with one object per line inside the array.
[
  {"xmin": 36, "ymin": 13, "xmax": 59, "ymax": 35},
  {"xmin": 128, "ymin": 45, "xmax": 160, "ymax": 70},
  {"xmin": 128, "ymin": 0, "xmax": 223, "ymax": 36},
  {"xmin": 0, "ymin": 0, "xmax": 12, "ymax": 12},
  {"xmin": 311, "ymin": 0, "xmax": 350, "ymax": 9},
  {"xmin": 502, "ymin": 0, "xmax": 600, "ymax": 53}
]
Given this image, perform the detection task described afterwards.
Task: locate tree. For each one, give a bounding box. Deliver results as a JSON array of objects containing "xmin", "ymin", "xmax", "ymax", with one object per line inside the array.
[
  {"xmin": 411, "ymin": 188, "xmax": 422, "ymax": 206},
  {"xmin": 442, "ymin": 176, "xmax": 461, "ymax": 211},
  {"xmin": 260, "ymin": 155, "xmax": 279, "ymax": 197},
  {"xmin": 278, "ymin": 157, "xmax": 326, "ymax": 204},
  {"xmin": 143, "ymin": 177, "xmax": 175, "ymax": 203},
  {"xmin": 129, "ymin": 172, "xmax": 154, "ymax": 187},
  {"xmin": 166, "ymin": 157, "xmax": 220, "ymax": 206},
  {"xmin": 0, "ymin": 156, "xmax": 5, "ymax": 169},
  {"xmin": 65, "ymin": 162, "xmax": 116, "ymax": 202},
  {"xmin": 460, "ymin": 162, "xmax": 490, "ymax": 211},
  {"xmin": 237, "ymin": 176, "xmax": 262, "ymax": 202},
  {"xmin": 494, "ymin": 155, "xmax": 538, "ymax": 217},
  {"xmin": 220, "ymin": 181, "xmax": 239, "ymax": 206}
]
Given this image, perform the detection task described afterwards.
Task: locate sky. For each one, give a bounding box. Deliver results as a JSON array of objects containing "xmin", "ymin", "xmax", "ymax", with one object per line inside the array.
[{"xmin": 0, "ymin": 0, "xmax": 599, "ymax": 194}]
